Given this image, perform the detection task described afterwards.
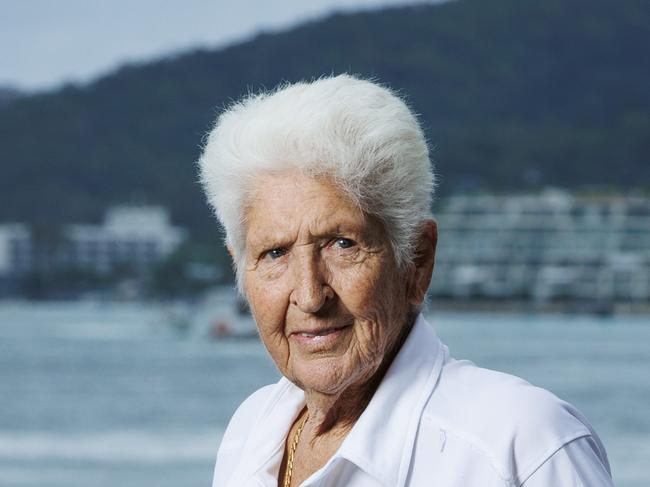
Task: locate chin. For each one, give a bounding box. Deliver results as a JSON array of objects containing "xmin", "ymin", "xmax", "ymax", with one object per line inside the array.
[{"xmin": 289, "ymin": 355, "xmax": 374, "ymax": 395}]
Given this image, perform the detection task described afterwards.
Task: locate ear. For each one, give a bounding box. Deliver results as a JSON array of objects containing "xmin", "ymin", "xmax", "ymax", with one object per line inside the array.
[
  {"xmin": 226, "ymin": 245, "xmax": 235, "ymax": 259},
  {"xmin": 408, "ymin": 219, "xmax": 438, "ymax": 306}
]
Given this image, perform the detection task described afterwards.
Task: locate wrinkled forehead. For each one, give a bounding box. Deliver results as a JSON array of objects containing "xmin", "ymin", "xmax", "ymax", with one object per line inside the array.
[{"xmin": 242, "ymin": 171, "xmax": 387, "ymax": 251}]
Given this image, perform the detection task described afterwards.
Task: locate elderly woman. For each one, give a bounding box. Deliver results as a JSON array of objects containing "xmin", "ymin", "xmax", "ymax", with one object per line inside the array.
[{"xmin": 198, "ymin": 75, "xmax": 614, "ymax": 487}]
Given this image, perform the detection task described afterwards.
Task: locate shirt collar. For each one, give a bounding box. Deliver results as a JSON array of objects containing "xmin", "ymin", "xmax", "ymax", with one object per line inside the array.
[
  {"xmin": 229, "ymin": 314, "xmax": 444, "ymax": 487},
  {"xmin": 330, "ymin": 313, "xmax": 444, "ymax": 486},
  {"xmin": 226, "ymin": 379, "xmax": 304, "ymax": 487}
]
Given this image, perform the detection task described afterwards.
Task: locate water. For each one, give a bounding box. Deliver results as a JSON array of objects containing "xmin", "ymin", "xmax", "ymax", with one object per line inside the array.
[{"xmin": 0, "ymin": 301, "xmax": 647, "ymax": 486}]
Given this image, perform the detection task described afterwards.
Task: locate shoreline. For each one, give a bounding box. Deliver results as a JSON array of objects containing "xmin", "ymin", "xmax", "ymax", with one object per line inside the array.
[
  {"xmin": 2, "ymin": 296, "xmax": 649, "ymax": 317},
  {"xmin": 427, "ymin": 298, "xmax": 650, "ymax": 316}
]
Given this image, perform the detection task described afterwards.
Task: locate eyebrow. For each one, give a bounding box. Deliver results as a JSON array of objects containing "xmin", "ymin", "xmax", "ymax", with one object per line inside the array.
[{"xmin": 246, "ymin": 221, "xmax": 366, "ymax": 251}]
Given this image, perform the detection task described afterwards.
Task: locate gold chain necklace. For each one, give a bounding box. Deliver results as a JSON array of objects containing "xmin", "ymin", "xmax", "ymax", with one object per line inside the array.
[{"xmin": 283, "ymin": 411, "xmax": 309, "ymax": 487}]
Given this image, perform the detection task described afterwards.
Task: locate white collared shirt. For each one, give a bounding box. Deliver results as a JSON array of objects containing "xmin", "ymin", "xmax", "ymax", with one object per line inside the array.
[{"xmin": 213, "ymin": 315, "xmax": 614, "ymax": 487}]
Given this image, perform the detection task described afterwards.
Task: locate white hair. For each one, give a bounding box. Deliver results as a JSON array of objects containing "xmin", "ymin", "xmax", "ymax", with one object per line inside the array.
[{"xmin": 198, "ymin": 74, "xmax": 435, "ymax": 288}]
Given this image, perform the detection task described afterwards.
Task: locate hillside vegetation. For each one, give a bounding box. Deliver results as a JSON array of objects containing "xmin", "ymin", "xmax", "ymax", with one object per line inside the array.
[{"xmin": 1, "ymin": 0, "xmax": 648, "ymax": 239}]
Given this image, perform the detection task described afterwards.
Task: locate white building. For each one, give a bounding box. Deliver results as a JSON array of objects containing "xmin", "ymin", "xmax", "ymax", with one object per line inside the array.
[
  {"xmin": 0, "ymin": 224, "xmax": 32, "ymax": 276},
  {"xmin": 0, "ymin": 224, "xmax": 32, "ymax": 294},
  {"xmin": 431, "ymin": 190, "xmax": 650, "ymax": 303},
  {"xmin": 63, "ymin": 206, "xmax": 186, "ymax": 275},
  {"xmin": 1, "ymin": 207, "xmax": 186, "ymax": 280}
]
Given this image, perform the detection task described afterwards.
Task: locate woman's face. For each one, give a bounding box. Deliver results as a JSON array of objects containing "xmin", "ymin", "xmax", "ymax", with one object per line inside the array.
[{"xmin": 243, "ymin": 172, "xmax": 415, "ymax": 395}]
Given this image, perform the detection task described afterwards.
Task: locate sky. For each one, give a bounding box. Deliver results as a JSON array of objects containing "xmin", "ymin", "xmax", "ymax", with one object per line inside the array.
[{"xmin": 1, "ymin": 0, "xmax": 444, "ymax": 93}]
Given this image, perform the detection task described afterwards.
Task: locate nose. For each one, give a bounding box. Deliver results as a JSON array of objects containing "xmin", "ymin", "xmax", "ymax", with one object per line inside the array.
[{"xmin": 289, "ymin": 248, "xmax": 334, "ymax": 313}]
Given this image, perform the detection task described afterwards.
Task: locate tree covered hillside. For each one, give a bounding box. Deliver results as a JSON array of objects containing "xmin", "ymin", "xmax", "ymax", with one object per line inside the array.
[{"xmin": 1, "ymin": 0, "xmax": 648, "ymax": 239}]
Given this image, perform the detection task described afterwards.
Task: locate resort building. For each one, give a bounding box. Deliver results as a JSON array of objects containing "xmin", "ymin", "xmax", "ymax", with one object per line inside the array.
[
  {"xmin": 431, "ymin": 190, "xmax": 650, "ymax": 304},
  {"xmin": 0, "ymin": 206, "xmax": 186, "ymax": 296},
  {"xmin": 0, "ymin": 224, "xmax": 32, "ymax": 293},
  {"xmin": 62, "ymin": 206, "xmax": 186, "ymax": 275}
]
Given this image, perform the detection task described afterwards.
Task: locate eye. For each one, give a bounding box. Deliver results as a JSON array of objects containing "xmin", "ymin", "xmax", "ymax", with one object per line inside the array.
[
  {"xmin": 264, "ymin": 248, "xmax": 287, "ymax": 260},
  {"xmin": 334, "ymin": 237, "xmax": 356, "ymax": 249}
]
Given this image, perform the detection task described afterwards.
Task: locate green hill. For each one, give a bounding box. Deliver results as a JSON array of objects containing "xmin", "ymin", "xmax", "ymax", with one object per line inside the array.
[{"xmin": 1, "ymin": 0, "xmax": 648, "ymax": 240}]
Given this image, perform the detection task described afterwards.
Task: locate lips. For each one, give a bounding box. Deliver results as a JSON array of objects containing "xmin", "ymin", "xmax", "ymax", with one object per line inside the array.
[
  {"xmin": 295, "ymin": 326, "xmax": 347, "ymax": 338},
  {"xmin": 290, "ymin": 324, "xmax": 351, "ymax": 337},
  {"xmin": 288, "ymin": 324, "xmax": 352, "ymax": 347}
]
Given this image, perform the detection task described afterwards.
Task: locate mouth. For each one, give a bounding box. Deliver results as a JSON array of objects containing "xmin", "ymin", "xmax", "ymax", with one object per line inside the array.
[
  {"xmin": 289, "ymin": 324, "xmax": 352, "ymax": 347},
  {"xmin": 294, "ymin": 326, "xmax": 347, "ymax": 338}
]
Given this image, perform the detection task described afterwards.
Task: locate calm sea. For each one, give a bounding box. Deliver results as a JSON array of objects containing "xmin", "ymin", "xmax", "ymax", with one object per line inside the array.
[{"xmin": 0, "ymin": 300, "xmax": 647, "ymax": 486}]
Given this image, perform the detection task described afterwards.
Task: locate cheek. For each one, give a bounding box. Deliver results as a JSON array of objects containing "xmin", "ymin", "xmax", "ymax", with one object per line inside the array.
[
  {"xmin": 346, "ymin": 265, "xmax": 408, "ymax": 350},
  {"xmin": 246, "ymin": 276, "xmax": 290, "ymax": 347},
  {"xmin": 336, "ymin": 261, "xmax": 404, "ymax": 317}
]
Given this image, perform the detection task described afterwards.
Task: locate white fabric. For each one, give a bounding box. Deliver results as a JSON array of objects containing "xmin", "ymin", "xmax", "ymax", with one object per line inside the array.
[{"xmin": 212, "ymin": 315, "xmax": 614, "ymax": 487}]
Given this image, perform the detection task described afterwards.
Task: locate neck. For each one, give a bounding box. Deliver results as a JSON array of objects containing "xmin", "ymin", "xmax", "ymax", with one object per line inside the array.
[{"xmin": 303, "ymin": 313, "xmax": 416, "ymax": 440}]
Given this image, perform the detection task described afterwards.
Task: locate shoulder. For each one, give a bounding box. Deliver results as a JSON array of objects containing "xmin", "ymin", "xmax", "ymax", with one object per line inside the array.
[
  {"xmin": 427, "ymin": 357, "xmax": 591, "ymax": 439},
  {"xmin": 218, "ymin": 383, "xmax": 278, "ymax": 452},
  {"xmin": 212, "ymin": 383, "xmax": 279, "ymax": 487},
  {"xmin": 420, "ymin": 357, "xmax": 603, "ymax": 484}
]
